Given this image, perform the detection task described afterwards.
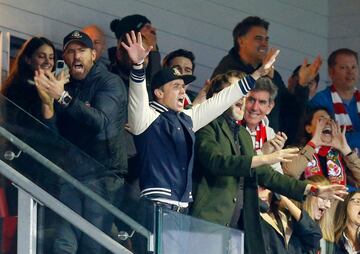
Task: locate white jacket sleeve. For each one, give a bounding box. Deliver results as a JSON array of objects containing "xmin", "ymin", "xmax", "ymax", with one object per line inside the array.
[
  {"xmin": 184, "ymin": 75, "xmax": 256, "ymax": 132},
  {"xmin": 128, "ymin": 68, "xmax": 159, "ymax": 135}
]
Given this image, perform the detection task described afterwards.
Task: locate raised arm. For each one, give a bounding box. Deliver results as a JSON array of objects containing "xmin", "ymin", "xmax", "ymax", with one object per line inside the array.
[
  {"xmin": 122, "ymin": 31, "xmax": 159, "ymax": 135},
  {"xmin": 258, "ymin": 166, "xmax": 348, "ymax": 202},
  {"xmin": 283, "ymin": 117, "xmax": 328, "ymax": 178},
  {"xmin": 329, "ymin": 122, "xmax": 360, "ymax": 184},
  {"xmin": 280, "ymin": 196, "xmax": 322, "ymax": 251},
  {"xmin": 297, "ymin": 55, "xmax": 322, "ymax": 87},
  {"xmin": 187, "ymin": 48, "xmax": 280, "ymax": 132}
]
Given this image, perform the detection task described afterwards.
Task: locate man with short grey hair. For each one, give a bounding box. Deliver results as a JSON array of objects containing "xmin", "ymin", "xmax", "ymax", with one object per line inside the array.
[{"xmin": 242, "ymin": 78, "xmax": 285, "ymax": 173}]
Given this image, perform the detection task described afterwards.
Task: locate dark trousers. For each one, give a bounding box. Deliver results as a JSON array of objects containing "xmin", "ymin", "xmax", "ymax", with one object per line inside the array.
[{"xmin": 53, "ymin": 176, "xmax": 122, "ymax": 254}]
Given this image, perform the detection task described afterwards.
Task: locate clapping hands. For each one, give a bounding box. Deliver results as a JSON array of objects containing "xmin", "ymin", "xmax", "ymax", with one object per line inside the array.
[
  {"xmin": 261, "ymin": 131, "xmax": 288, "ymax": 154},
  {"xmin": 34, "ymin": 69, "xmax": 69, "ymax": 104}
]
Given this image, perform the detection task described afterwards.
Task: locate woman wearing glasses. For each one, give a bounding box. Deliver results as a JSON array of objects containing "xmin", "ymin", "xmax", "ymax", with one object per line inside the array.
[
  {"xmin": 334, "ymin": 191, "xmax": 360, "ymax": 254},
  {"xmin": 301, "ymin": 176, "xmax": 336, "ymax": 254}
]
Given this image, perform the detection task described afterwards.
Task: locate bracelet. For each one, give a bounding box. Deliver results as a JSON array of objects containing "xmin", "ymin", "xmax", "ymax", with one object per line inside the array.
[{"xmin": 309, "ymin": 185, "xmax": 320, "ymax": 196}]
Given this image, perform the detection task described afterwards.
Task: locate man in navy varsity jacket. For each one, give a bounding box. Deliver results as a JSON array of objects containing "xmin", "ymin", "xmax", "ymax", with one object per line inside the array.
[{"xmin": 122, "ymin": 31, "xmax": 278, "ymax": 211}]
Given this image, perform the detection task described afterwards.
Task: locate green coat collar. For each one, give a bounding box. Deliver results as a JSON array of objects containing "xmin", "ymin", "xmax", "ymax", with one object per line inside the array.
[{"xmin": 218, "ymin": 116, "xmax": 254, "ymax": 156}]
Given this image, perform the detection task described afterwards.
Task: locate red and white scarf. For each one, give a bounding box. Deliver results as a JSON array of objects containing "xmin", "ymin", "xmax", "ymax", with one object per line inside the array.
[
  {"xmin": 254, "ymin": 120, "xmax": 267, "ymax": 150},
  {"xmin": 183, "ymin": 93, "xmax": 192, "ymax": 108},
  {"xmin": 304, "ymin": 146, "xmax": 346, "ymax": 185},
  {"xmin": 330, "ymin": 85, "xmax": 360, "ymax": 131},
  {"xmin": 239, "ymin": 120, "xmax": 267, "ymax": 150}
]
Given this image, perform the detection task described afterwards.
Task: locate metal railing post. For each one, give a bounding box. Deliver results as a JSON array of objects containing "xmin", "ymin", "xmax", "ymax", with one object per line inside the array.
[
  {"xmin": 0, "ymin": 127, "xmax": 152, "ymax": 243},
  {"xmin": 0, "ymin": 161, "xmax": 132, "ymax": 254},
  {"xmin": 154, "ymin": 204, "xmax": 163, "ymax": 254},
  {"xmin": 17, "ymin": 189, "xmax": 37, "ymax": 254},
  {"xmin": 0, "ymin": 30, "xmax": 10, "ymax": 88}
]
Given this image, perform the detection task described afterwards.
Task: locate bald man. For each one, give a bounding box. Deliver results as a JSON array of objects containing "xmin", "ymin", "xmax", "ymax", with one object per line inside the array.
[{"xmin": 82, "ymin": 24, "xmax": 106, "ymax": 61}]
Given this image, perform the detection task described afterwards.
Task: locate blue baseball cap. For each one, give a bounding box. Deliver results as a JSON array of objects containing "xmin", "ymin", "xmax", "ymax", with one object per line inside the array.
[{"xmin": 63, "ymin": 30, "xmax": 93, "ymax": 50}]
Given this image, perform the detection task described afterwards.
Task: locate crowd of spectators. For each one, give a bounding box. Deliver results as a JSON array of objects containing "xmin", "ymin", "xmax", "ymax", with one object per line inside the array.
[{"xmin": 0, "ymin": 13, "xmax": 359, "ymax": 254}]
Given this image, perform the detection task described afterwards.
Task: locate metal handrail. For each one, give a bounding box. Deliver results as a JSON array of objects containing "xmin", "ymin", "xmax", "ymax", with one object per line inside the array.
[
  {"xmin": 0, "ymin": 127, "xmax": 152, "ymax": 242},
  {"xmin": 0, "ymin": 160, "xmax": 133, "ymax": 254}
]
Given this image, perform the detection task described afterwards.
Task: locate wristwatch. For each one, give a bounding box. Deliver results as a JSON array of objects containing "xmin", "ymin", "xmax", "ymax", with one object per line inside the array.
[{"xmin": 58, "ymin": 91, "xmax": 72, "ymax": 107}]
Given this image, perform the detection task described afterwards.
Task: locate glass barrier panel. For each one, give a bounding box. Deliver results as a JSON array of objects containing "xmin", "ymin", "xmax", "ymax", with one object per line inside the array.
[
  {"xmin": 0, "ymin": 94, "xmax": 150, "ymax": 253},
  {"xmin": 160, "ymin": 208, "xmax": 244, "ymax": 254},
  {"xmin": 0, "ymin": 93, "xmax": 246, "ymax": 254}
]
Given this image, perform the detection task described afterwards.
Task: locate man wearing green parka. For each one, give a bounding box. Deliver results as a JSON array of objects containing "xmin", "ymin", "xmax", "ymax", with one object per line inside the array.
[{"xmin": 191, "ymin": 72, "xmax": 347, "ymax": 254}]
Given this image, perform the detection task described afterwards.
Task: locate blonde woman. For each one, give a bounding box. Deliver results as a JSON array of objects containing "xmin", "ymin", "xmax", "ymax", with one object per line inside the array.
[{"xmin": 302, "ymin": 175, "xmax": 337, "ymax": 254}]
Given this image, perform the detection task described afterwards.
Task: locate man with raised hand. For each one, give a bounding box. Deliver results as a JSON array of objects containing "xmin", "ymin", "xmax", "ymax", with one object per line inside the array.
[
  {"xmin": 212, "ymin": 16, "xmax": 322, "ymax": 132},
  {"xmin": 121, "ymin": 30, "xmax": 278, "ymax": 212}
]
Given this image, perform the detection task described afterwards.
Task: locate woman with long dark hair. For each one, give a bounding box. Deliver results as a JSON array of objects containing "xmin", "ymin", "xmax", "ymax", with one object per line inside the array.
[
  {"xmin": 1, "ymin": 36, "xmax": 56, "ymax": 120},
  {"xmin": 334, "ymin": 191, "xmax": 360, "ymax": 253},
  {"xmin": 0, "ymin": 37, "xmax": 58, "ymax": 253}
]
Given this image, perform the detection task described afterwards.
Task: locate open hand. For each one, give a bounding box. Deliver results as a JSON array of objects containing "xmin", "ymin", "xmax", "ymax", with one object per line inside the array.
[
  {"xmin": 309, "ymin": 117, "xmax": 328, "ymax": 147},
  {"xmin": 252, "ymin": 48, "xmax": 280, "ymax": 79},
  {"xmin": 121, "ymin": 31, "xmax": 153, "ymax": 65},
  {"xmin": 263, "ymin": 147, "xmax": 299, "ymax": 164},
  {"xmin": 298, "ymin": 55, "xmax": 322, "ymax": 86},
  {"xmin": 263, "ymin": 48, "xmax": 280, "ymax": 70},
  {"xmin": 317, "ymin": 184, "xmax": 348, "ymax": 201},
  {"xmin": 329, "ymin": 121, "xmax": 352, "ymax": 155}
]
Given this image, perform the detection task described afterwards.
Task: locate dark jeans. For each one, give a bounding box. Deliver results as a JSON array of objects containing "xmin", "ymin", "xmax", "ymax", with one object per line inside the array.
[{"xmin": 53, "ymin": 176, "xmax": 123, "ymax": 254}]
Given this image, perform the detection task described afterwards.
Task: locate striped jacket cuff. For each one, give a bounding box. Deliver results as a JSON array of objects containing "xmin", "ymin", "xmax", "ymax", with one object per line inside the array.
[
  {"xmin": 140, "ymin": 188, "xmax": 172, "ymax": 197},
  {"xmin": 238, "ymin": 75, "xmax": 255, "ymax": 94},
  {"xmin": 130, "ymin": 68, "xmax": 145, "ymax": 83}
]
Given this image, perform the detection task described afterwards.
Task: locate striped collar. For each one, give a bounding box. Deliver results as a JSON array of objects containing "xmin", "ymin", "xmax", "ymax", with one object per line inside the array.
[{"xmin": 149, "ymin": 101, "xmax": 169, "ymax": 113}]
